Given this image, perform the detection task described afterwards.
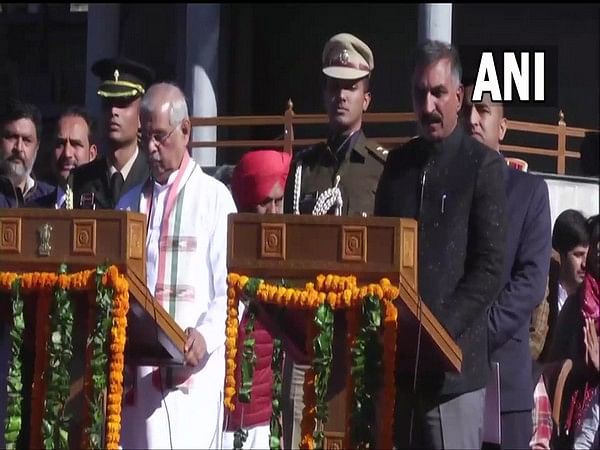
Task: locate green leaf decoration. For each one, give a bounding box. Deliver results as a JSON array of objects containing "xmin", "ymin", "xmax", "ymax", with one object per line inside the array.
[
  {"xmin": 243, "ymin": 278, "xmax": 263, "ymax": 298},
  {"xmin": 269, "ymin": 338, "xmax": 283, "ymax": 450},
  {"xmin": 312, "ymin": 303, "xmax": 334, "ymax": 449},
  {"xmin": 349, "ymin": 294, "xmax": 383, "ymax": 449},
  {"xmin": 4, "ymin": 278, "xmax": 24, "ymax": 450},
  {"xmin": 238, "ymin": 304, "xmax": 257, "ymax": 404},
  {"xmin": 41, "ymin": 264, "xmax": 74, "ymax": 449}
]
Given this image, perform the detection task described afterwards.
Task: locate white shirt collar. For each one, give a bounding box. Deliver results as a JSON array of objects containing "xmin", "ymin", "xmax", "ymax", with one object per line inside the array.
[
  {"xmin": 557, "ymin": 283, "xmax": 569, "ymax": 313},
  {"xmin": 108, "ymin": 147, "xmax": 139, "ymax": 181},
  {"xmin": 22, "ymin": 175, "xmax": 35, "ymax": 196}
]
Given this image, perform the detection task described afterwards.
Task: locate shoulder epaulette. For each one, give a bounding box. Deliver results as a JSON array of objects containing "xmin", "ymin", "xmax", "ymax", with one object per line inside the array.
[{"xmin": 364, "ymin": 139, "xmax": 390, "ymax": 163}]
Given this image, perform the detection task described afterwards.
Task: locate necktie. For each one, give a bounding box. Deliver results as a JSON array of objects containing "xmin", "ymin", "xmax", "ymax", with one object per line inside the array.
[{"xmin": 110, "ymin": 172, "xmax": 125, "ymax": 201}]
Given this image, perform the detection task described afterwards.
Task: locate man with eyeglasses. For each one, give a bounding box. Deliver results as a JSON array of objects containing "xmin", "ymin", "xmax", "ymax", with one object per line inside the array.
[
  {"xmin": 117, "ymin": 82, "xmax": 236, "ymax": 449},
  {"xmin": 69, "ymin": 57, "xmax": 154, "ymax": 209}
]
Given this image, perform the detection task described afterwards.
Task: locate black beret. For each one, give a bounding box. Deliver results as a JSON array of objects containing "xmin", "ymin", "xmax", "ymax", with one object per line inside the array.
[{"xmin": 91, "ymin": 57, "xmax": 155, "ymax": 99}]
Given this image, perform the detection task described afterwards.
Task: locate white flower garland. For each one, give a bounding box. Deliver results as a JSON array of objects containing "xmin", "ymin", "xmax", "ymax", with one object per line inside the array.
[
  {"xmin": 293, "ymin": 164, "xmax": 302, "ymax": 215},
  {"xmin": 312, "ymin": 175, "xmax": 343, "ymax": 216},
  {"xmin": 65, "ymin": 184, "xmax": 73, "ymax": 210}
]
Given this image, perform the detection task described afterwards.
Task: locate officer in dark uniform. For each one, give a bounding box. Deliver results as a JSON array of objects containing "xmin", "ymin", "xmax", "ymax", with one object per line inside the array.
[
  {"xmin": 283, "ymin": 33, "xmax": 387, "ymax": 217},
  {"xmin": 281, "ymin": 32, "xmax": 389, "ymax": 450},
  {"xmin": 70, "ymin": 57, "xmax": 155, "ymax": 209}
]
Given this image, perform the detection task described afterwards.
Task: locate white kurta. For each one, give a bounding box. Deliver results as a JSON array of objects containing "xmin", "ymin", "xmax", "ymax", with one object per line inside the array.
[{"xmin": 119, "ymin": 160, "xmax": 236, "ymax": 449}]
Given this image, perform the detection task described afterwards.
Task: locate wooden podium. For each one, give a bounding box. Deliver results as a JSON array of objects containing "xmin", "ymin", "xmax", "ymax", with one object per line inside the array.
[
  {"xmin": 0, "ymin": 209, "xmax": 186, "ymax": 447},
  {"xmin": 228, "ymin": 213, "xmax": 462, "ymax": 447}
]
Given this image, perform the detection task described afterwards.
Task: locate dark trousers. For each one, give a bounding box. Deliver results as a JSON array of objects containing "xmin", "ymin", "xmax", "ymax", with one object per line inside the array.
[
  {"xmin": 500, "ymin": 410, "xmax": 532, "ymax": 450},
  {"xmin": 395, "ymin": 388, "xmax": 486, "ymax": 449}
]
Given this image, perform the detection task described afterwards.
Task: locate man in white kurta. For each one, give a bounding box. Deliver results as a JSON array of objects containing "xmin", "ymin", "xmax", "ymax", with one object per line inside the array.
[{"xmin": 119, "ymin": 83, "xmax": 236, "ymax": 449}]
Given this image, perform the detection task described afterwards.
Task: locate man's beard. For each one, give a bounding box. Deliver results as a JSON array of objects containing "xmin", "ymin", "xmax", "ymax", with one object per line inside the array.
[{"xmin": 0, "ymin": 156, "xmax": 31, "ymax": 186}]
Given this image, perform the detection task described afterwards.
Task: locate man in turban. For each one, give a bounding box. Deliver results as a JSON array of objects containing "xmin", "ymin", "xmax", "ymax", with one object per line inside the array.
[
  {"xmin": 231, "ymin": 149, "xmax": 291, "ymax": 214},
  {"xmin": 225, "ymin": 149, "xmax": 297, "ymax": 449}
]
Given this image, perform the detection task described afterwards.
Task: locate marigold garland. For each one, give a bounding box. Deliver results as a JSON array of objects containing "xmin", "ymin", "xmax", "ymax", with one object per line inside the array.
[
  {"xmin": 224, "ymin": 273, "xmax": 244, "ymax": 410},
  {"xmin": 225, "ymin": 273, "xmax": 403, "ymax": 450},
  {"xmin": 104, "ymin": 266, "xmax": 129, "ymax": 450},
  {"xmin": 0, "ymin": 265, "xmax": 128, "ymax": 450}
]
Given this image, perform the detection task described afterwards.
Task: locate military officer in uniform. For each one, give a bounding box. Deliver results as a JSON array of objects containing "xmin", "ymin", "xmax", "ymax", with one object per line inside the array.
[
  {"xmin": 283, "ymin": 32, "xmax": 387, "ymax": 217},
  {"xmin": 281, "ymin": 33, "xmax": 387, "ymax": 449},
  {"xmin": 70, "ymin": 57, "xmax": 154, "ymax": 209}
]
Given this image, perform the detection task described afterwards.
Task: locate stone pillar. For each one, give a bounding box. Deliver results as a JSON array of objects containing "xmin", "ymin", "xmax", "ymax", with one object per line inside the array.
[
  {"xmin": 418, "ymin": 3, "xmax": 453, "ymax": 44},
  {"xmin": 85, "ymin": 4, "xmax": 121, "ymax": 121},
  {"xmin": 180, "ymin": 4, "xmax": 220, "ymax": 166}
]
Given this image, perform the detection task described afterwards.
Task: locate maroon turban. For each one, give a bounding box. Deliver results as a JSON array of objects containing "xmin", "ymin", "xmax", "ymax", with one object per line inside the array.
[{"xmin": 231, "ymin": 149, "xmax": 292, "ymax": 211}]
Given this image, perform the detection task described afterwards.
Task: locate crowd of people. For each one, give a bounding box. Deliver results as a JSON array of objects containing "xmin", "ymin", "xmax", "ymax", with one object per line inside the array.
[{"xmin": 0, "ymin": 32, "xmax": 598, "ymax": 450}]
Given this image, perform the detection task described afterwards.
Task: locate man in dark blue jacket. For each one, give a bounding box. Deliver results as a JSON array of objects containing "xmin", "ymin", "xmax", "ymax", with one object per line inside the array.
[
  {"xmin": 0, "ymin": 99, "xmax": 53, "ymax": 208},
  {"xmin": 461, "ymin": 80, "xmax": 552, "ymax": 450}
]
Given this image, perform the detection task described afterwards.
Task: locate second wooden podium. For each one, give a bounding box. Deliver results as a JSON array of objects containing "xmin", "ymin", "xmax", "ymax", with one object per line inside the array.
[{"xmin": 227, "ymin": 213, "xmax": 462, "ymax": 448}]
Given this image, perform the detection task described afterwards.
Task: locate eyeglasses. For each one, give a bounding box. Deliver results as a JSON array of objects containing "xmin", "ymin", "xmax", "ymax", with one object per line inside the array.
[{"xmin": 141, "ymin": 123, "xmax": 180, "ymax": 146}]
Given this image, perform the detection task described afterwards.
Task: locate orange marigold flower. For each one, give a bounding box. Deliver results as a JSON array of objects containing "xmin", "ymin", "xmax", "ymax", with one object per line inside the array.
[
  {"xmin": 358, "ymin": 286, "xmax": 367, "ymax": 299},
  {"xmin": 315, "ymin": 274, "xmax": 325, "ymax": 290},
  {"xmin": 380, "ymin": 277, "xmax": 391, "ymax": 288},
  {"xmin": 227, "ymin": 273, "xmax": 240, "ymax": 284},
  {"xmin": 108, "ymin": 265, "xmax": 119, "ymax": 282},
  {"xmin": 324, "ymin": 274, "xmax": 333, "ymax": 290},
  {"xmin": 343, "ymin": 289, "xmax": 352, "ymax": 306},
  {"xmin": 317, "ymin": 292, "xmax": 326, "ymax": 305},
  {"xmin": 107, "ymin": 403, "xmax": 122, "ymax": 415},
  {"xmin": 326, "ymin": 292, "xmax": 337, "ymax": 308},
  {"xmin": 331, "ymin": 275, "xmax": 340, "ymax": 291},
  {"xmin": 106, "ymin": 422, "xmax": 120, "ymax": 434},
  {"xmin": 238, "ymin": 275, "xmax": 249, "ymax": 289}
]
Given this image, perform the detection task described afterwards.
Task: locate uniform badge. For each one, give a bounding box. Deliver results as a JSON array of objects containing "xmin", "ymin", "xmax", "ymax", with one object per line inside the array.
[{"xmin": 331, "ymin": 49, "xmax": 350, "ymax": 66}]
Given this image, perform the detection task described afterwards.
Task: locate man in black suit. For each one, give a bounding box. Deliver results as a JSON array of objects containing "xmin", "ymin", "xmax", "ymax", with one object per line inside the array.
[
  {"xmin": 70, "ymin": 57, "xmax": 154, "ymax": 209},
  {"xmin": 375, "ymin": 40, "xmax": 506, "ymax": 449},
  {"xmin": 461, "ymin": 79, "xmax": 552, "ymax": 450}
]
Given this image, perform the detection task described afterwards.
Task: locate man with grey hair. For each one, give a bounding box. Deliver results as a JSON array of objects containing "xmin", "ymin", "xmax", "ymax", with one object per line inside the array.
[
  {"xmin": 0, "ymin": 99, "xmax": 54, "ymax": 207},
  {"xmin": 375, "ymin": 40, "xmax": 507, "ymax": 448},
  {"xmin": 117, "ymin": 82, "xmax": 236, "ymax": 449}
]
